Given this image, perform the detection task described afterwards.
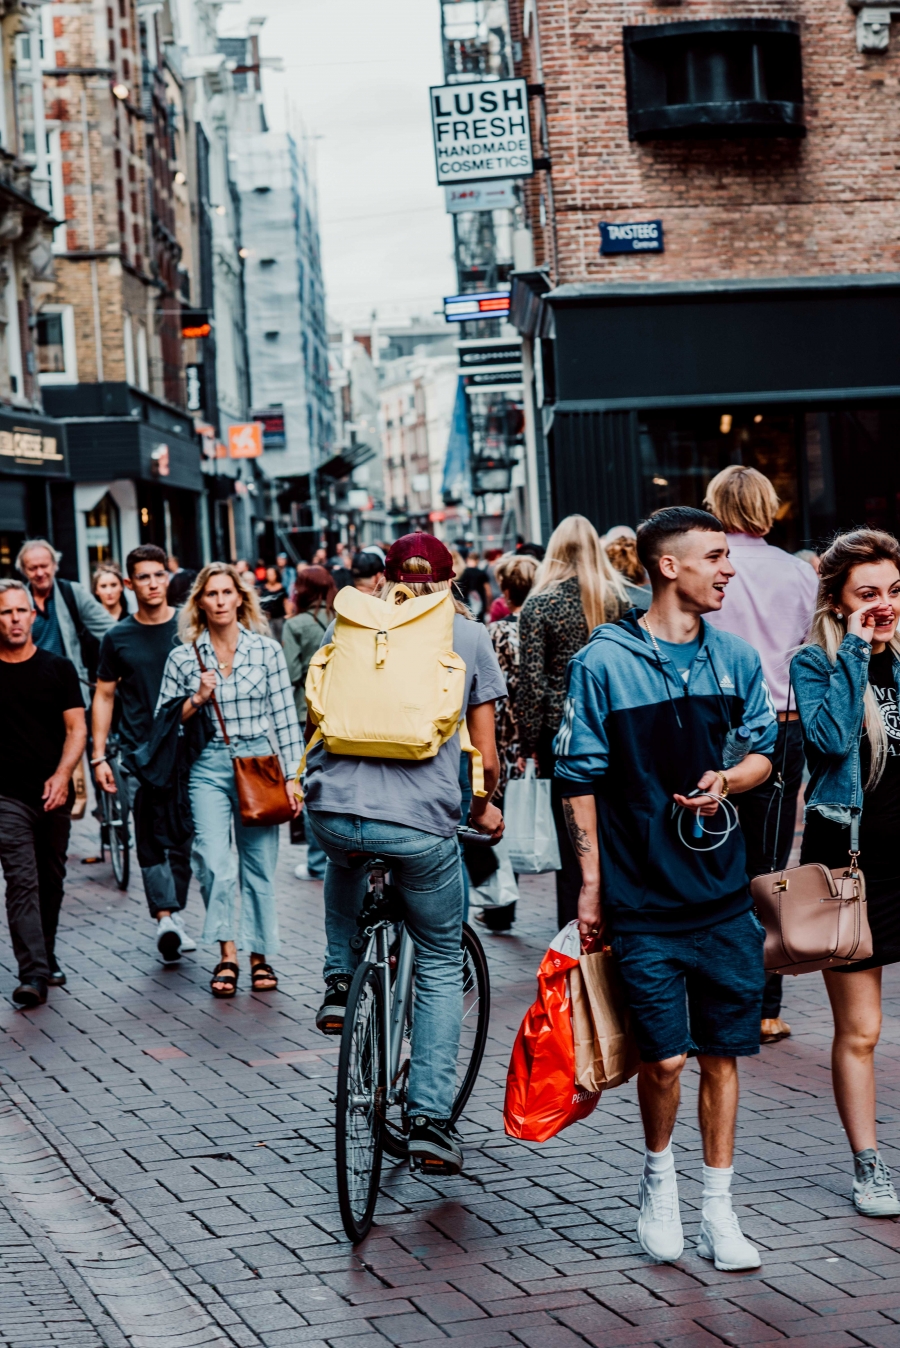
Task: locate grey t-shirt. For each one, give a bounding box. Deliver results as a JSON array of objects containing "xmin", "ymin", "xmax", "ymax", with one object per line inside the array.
[{"xmin": 304, "ymin": 612, "xmax": 507, "ymax": 837}]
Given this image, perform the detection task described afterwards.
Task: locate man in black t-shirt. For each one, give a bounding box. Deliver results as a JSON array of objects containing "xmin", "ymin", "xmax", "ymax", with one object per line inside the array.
[
  {"xmin": 0, "ymin": 580, "xmax": 86, "ymax": 1006},
  {"xmin": 92, "ymin": 545, "xmax": 196, "ymax": 964}
]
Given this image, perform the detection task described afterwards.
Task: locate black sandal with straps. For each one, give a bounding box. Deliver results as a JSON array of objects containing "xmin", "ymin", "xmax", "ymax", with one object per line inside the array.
[
  {"xmin": 251, "ymin": 962, "xmax": 278, "ymax": 992},
  {"xmin": 210, "ymin": 961, "xmax": 238, "ymax": 998}
]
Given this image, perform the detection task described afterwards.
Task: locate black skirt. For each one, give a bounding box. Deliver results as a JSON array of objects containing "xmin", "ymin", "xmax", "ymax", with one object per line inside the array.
[{"xmin": 799, "ymin": 811, "xmax": 900, "ymax": 973}]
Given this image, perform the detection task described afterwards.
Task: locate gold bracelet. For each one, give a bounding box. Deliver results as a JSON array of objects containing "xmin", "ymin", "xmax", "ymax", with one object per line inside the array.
[{"xmin": 717, "ymin": 771, "xmax": 730, "ymax": 799}]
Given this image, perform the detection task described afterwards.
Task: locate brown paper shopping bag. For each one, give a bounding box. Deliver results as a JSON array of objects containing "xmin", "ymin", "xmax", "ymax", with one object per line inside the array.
[{"xmin": 573, "ymin": 948, "xmax": 641, "ymax": 1093}]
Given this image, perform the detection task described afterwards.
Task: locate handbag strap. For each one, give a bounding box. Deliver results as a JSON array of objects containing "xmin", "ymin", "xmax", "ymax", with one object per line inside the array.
[
  {"xmin": 193, "ymin": 641, "xmax": 230, "ymax": 746},
  {"xmin": 765, "ymin": 679, "xmax": 793, "ymax": 872}
]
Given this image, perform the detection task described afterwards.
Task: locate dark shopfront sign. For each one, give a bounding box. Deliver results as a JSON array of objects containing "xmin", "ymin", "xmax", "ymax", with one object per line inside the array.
[
  {"xmin": 599, "ymin": 220, "xmax": 664, "ymax": 254},
  {"xmin": 0, "ymin": 416, "xmax": 66, "ymax": 475}
]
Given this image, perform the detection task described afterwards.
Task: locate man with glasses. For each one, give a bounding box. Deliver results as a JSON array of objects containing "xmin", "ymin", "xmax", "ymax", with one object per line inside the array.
[{"xmin": 92, "ymin": 545, "xmax": 196, "ymax": 963}]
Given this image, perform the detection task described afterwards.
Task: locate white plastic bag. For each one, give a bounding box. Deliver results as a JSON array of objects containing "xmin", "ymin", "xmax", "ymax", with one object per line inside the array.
[
  {"xmin": 472, "ymin": 834, "xmax": 519, "ymax": 908},
  {"xmin": 505, "ymin": 761, "xmax": 562, "ymax": 874}
]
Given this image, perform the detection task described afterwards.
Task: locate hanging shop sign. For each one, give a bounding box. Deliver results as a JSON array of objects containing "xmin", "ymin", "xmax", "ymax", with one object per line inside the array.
[
  {"xmin": 463, "ymin": 371, "xmax": 524, "ymax": 392},
  {"xmin": 444, "ymin": 291, "xmax": 511, "ymax": 323},
  {"xmin": 445, "ymin": 180, "xmax": 517, "ymax": 213},
  {"xmin": 228, "ymin": 422, "xmax": 263, "ymax": 459},
  {"xmin": 458, "ymin": 339, "xmax": 522, "ymax": 374},
  {"xmin": 430, "ymin": 78, "xmax": 533, "ymax": 186},
  {"xmin": 599, "ymin": 220, "xmax": 664, "ymax": 254},
  {"xmin": 251, "ymin": 406, "xmax": 286, "ymax": 450},
  {"xmin": 186, "ymin": 363, "xmax": 205, "ymax": 413}
]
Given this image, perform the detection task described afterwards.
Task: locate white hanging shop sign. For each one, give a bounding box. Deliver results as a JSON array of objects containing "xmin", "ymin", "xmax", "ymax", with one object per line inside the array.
[{"xmin": 430, "ymin": 79, "xmax": 533, "ymax": 186}]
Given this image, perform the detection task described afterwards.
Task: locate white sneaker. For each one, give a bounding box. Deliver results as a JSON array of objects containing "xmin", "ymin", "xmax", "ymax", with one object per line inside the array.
[
  {"xmin": 637, "ymin": 1173, "xmax": 684, "ymax": 1262},
  {"xmin": 156, "ymin": 914, "xmax": 182, "ymax": 964},
  {"xmin": 294, "ymin": 863, "xmax": 324, "ymax": 881},
  {"xmin": 853, "ymin": 1150, "xmax": 900, "ymax": 1216},
  {"xmin": 697, "ymin": 1199, "xmax": 761, "ymax": 1270},
  {"xmin": 170, "ymin": 912, "xmax": 196, "ymax": 953}
]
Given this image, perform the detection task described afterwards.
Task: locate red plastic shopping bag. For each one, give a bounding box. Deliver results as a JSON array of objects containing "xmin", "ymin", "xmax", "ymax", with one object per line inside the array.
[{"xmin": 503, "ymin": 922, "xmax": 601, "ymax": 1141}]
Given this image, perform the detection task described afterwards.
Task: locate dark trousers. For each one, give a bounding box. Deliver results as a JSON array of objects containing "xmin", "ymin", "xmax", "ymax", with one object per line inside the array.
[
  {"xmin": 736, "ymin": 720, "xmax": 805, "ymax": 1020},
  {"xmin": 538, "ymin": 730, "xmax": 583, "ymax": 930},
  {"xmin": 0, "ymin": 795, "xmax": 71, "ymax": 984}
]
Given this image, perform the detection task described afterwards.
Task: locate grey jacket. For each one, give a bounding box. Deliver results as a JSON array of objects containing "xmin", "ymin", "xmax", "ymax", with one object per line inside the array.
[
  {"xmin": 40, "ymin": 578, "xmax": 115, "ymax": 689},
  {"xmin": 791, "ymin": 633, "xmax": 899, "ymax": 826}
]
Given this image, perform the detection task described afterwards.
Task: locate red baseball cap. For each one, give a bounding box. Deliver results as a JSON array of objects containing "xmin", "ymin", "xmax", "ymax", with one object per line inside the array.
[{"xmin": 384, "ymin": 532, "xmax": 455, "ymax": 583}]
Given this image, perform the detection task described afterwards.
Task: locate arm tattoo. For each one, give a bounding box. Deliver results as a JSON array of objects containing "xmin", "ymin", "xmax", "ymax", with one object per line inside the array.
[{"xmin": 563, "ymin": 798, "xmax": 592, "ymax": 857}]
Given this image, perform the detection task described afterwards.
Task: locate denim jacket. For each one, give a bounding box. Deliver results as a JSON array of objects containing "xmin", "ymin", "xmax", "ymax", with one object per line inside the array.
[{"xmin": 791, "ymin": 633, "xmax": 900, "ymax": 826}]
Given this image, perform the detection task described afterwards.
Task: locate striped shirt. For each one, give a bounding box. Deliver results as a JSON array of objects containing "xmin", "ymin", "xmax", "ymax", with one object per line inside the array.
[{"xmin": 157, "ymin": 626, "xmax": 302, "ymax": 775}]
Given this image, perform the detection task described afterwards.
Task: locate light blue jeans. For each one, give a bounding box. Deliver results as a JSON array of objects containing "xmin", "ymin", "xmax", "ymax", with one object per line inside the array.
[
  {"xmin": 307, "ymin": 811, "xmax": 464, "ymax": 1119},
  {"xmin": 189, "ymin": 738, "xmax": 280, "ymax": 956}
]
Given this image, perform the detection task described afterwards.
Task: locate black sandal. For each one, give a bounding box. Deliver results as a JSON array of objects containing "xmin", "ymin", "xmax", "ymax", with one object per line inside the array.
[
  {"xmin": 210, "ymin": 961, "xmax": 238, "ymax": 998},
  {"xmin": 251, "ymin": 962, "xmax": 278, "ymax": 992}
]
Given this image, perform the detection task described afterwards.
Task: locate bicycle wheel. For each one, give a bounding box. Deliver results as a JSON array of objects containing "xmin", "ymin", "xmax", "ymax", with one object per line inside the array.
[
  {"xmin": 336, "ymin": 961, "xmax": 385, "ymax": 1242},
  {"xmin": 382, "ymin": 920, "xmax": 490, "ymax": 1158},
  {"xmin": 104, "ymin": 763, "xmax": 130, "ymax": 891}
]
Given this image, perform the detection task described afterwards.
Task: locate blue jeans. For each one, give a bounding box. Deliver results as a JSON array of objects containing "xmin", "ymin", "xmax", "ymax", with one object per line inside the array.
[
  {"xmin": 121, "ymin": 765, "xmax": 192, "ymax": 918},
  {"xmin": 189, "ymin": 739, "xmax": 280, "ymax": 956},
  {"xmin": 307, "ymin": 811, "xmax": 464, "ymax": 1119}
]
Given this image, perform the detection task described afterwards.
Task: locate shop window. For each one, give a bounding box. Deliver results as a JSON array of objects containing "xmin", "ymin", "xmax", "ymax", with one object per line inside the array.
[
  {"xmin": 639, "ymin": 409, "xmax": 801, "ymax": 552},
  {"xmin": 623, "ymin": 19, "xmax": 804, "ymax": 141},
  {"xmin": 806, "ymin": 408, "xmax": 900, "ymax": 546},
  {"xmin": 36, "ymin": 306, "xmax": 78, "ymax": 383},
  {"xmin": 84, "ymin": 492, "xmax": 121, "ymax": 573}
]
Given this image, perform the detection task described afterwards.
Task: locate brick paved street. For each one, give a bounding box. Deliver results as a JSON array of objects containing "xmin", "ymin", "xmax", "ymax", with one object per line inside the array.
[{"xmin": 1, "ymin": 812, "xmax": 900, "ymax": 1347}]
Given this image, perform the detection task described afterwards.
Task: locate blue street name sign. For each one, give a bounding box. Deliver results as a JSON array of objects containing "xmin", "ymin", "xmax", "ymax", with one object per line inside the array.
[{"xmin": 599, "ymin": 219, "xmax": 664, "ymax": 254}]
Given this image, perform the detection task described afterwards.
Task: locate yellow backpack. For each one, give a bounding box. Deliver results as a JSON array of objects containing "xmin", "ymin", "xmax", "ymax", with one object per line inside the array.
[{"xmin": 296, "ymin": 586, "xmax": 485, "ymax": 795}]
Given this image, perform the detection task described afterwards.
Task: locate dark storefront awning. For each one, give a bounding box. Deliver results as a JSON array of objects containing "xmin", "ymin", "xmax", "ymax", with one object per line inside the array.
[{"xmin": 545, "ymin": 272, "xmax": 900, "ymax": 412}]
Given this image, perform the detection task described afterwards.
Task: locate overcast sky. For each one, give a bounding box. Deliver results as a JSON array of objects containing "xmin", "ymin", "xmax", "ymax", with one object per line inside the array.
[{"xmin": 221, "ymin": 0, "xmax": 457, "ymax": 330}]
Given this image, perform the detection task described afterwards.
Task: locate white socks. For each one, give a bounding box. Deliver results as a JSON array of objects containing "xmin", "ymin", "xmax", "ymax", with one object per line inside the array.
[
  {"xmin": 702, "ymin": 1163, "xmax": 734, "ymax": 1217},
  {"xmin": 644, "ymin": 1142, "xmax": 676, "ymax": 1187}
]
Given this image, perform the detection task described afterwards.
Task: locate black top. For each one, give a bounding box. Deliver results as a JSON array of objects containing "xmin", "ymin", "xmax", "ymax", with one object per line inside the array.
[
  {"xmin": 259, "ymin": 586, "xmax": 287, "ymax": 620},
  {"xmin": 860, "ymin": 648, "xmax": 900, "ymax": 838},
  {"xmin": 0, "ymin": 649, "xmax": 83, "ymax": 808},
  {"xmin": 96, "ymin": 614, "xmax": 181, "ymax": 751}
]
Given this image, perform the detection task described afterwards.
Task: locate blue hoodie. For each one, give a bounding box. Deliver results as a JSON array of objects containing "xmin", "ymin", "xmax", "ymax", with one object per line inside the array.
[{"xmin": 554, "ymin": 610, "xmax": 777, "ymax": 934}]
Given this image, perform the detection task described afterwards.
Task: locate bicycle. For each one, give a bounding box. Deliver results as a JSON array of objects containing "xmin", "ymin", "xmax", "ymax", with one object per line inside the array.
[
  {"xmin": 97, "ymin": 736, "xmax": 130, "ymax": 891},
  {"xmin": 335, "ymin": 827, "xmax": 493, "ymax": 1243}
]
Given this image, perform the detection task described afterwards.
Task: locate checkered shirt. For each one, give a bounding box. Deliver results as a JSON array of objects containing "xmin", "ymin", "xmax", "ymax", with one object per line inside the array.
[{"xmin": 157, "ymin": 626, "xmax": 302, "ymax": 776}]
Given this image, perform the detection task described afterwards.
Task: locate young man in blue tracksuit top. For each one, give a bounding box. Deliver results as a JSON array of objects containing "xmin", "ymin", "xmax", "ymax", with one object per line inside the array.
[{"xmin": 557, "ymin": 507, "xmax": 777, "ymax": 1271}]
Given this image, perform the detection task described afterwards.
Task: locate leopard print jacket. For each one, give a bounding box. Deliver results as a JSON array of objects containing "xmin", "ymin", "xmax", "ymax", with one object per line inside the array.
[{"xmin": 516, "ymin": 574, "xmax": 648, "ymax": 757}]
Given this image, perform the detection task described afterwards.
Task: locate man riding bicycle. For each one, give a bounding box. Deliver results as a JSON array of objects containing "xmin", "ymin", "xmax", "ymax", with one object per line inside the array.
[{"xmin": 303, "ymin": 534, "xmax": 505, "ymax": 1175}]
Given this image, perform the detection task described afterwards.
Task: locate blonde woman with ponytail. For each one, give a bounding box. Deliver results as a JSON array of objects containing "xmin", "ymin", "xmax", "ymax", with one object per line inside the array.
[
  {"xmin": 517, "ymin": 514, "xmax": 648, "ymax": 927},
  {"xmin": 791, "ymin": 528, "xmax": 900, "ymax": 1219}
]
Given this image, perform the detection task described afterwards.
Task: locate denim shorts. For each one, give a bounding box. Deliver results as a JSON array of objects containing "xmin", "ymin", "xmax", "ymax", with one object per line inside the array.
[{"xmin": 611, "ymin": 908, "xmax": 766, "ymax": 1063}]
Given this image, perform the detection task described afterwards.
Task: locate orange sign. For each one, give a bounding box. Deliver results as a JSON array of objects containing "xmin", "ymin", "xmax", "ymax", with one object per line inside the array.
[{"xmin": 228, "ymin": 423, "xmax": 263, "ymax": 459}]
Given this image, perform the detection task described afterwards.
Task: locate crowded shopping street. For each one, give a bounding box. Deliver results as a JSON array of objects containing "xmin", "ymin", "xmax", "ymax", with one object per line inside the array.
[{"xmin": 0, "ymin": 810, "xmax": 899, "ymax": 1348}]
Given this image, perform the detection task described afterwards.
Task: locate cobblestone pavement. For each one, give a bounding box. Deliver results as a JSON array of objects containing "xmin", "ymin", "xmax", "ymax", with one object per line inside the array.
[{"xmin": 1, "ymin": 811, "xmax": 900, "ymax": 1347}]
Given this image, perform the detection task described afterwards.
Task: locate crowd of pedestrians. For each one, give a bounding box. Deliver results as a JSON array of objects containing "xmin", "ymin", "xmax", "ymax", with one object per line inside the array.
[{"xmin": 2, "ymin": 477, "xmax": 900, "ymax": 1254}]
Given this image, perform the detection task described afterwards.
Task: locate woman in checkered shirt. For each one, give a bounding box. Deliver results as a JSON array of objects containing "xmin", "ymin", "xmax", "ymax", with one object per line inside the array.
[{"xmin": 158, "ymin": 563, "xmax": 302, "ymax": 998}]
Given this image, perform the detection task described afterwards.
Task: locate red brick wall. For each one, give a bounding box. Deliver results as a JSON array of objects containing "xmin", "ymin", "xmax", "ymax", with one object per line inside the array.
[{"xmin": 512, "ymin": 0, "xmax": 900, "ymax": 283}]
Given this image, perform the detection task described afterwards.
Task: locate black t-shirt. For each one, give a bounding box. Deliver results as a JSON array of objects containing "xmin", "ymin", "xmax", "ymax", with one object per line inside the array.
[
  {"xmin": 96, "ymin": 614, "xmax": 181, "ymax": 751},
  {"xmin": 456, "ymin": 566, "xmax": 490, "ymax": 621},
  {"xmin": 860, "ymin": 648, "xmax": 900, "ymax": 836},
  {"xmin": 0, "ymin": 649, "xmax": 83, "ymax": 808}
]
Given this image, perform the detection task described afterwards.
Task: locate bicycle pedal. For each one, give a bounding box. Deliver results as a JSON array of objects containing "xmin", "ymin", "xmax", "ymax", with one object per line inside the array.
[{"xmin": 408, "ymin": 1154, "xmax": 459, "ymax": 1177}]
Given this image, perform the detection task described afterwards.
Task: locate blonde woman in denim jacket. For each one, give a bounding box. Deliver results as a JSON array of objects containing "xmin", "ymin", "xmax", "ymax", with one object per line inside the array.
[{"xmin": 791, "ymin": 529, "xmax": 900, "ymax": 1218}]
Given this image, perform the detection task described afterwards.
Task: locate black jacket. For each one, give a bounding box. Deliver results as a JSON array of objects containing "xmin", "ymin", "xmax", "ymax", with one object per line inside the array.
[{"xmin": 122, "ymin": 697, "xmax": 213, "ymax": 868}]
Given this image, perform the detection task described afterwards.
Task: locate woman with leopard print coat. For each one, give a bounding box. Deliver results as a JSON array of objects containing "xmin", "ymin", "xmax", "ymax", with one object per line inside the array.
[{"xmin": 517, "ymin": 515, "xmax": 649, "ymax": 926}]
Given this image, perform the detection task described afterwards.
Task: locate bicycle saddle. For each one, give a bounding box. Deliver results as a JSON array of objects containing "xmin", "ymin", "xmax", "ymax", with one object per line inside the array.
[{"xmin": 346, "ymin": 851, "xmax": 388, "ymax": 870}]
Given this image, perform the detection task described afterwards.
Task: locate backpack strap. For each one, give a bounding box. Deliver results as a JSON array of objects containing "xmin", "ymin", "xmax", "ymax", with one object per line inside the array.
[
  {"xmin": 293, "ymin": 727, "xmax": 322, "ymax": 801},
  {"xmin": 458, "ymin": 718, "xmax": 486, "ymax": 798},
  {"xmin": 57, "ymin": 578, "xmax": 87, "ymax": 641}
]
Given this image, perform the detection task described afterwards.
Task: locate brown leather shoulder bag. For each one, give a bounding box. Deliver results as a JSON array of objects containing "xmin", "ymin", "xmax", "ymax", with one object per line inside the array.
[
  {"xmin": 751, "ymin": 808, "xmax": 872, "ymax": 975},
  {"xmin": 194, "ymin": 643, "xmax": 294, "ymax": 828}
]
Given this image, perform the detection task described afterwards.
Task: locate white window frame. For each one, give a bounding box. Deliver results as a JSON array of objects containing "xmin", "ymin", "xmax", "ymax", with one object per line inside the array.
[
  {"xmin": 45, "ymin": 125, "xmax": 66, "ymax": 251},
  {"xmin": 136, "ymin": 323, "xmax": 149, "ymax": 391},
  {"xmin": 36, "ymin": 304, "xmax": 78, "ymax": 385},
  {"xmin": 123, "ymin": 313, "xmax": 136, "ymax": 385}
]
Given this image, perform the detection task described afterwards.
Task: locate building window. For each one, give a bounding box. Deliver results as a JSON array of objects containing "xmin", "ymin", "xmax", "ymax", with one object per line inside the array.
[
  {"xmin": 623, "ymin": 19, "xmax": 804, "ymax": 141},
  {"xmin": 36, "ymin": 306, "xmax": 77, "ymax": 384},
  {"xmin": 84, "ymin": 492, "xmax": 121, "ymax": 571}
]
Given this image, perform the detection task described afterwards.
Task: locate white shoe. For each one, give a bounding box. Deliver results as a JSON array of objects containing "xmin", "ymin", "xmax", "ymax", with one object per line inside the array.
[
  {"xmin": 637, "ymin": 1173, "xmax": 684, "ymax": 1262},
  {"xmin": 294, "ymin": 862, "xmax": 324, "ymax": 881},
  {"xmin": 170, "ymin": 912, "xmax": 196, "ymax": 953},
  {"xmin": 853, "ymin": 1151, "xmax": 900, "ymax": 1216},
  {"xmin": 156, "ymin": 914, "xmax": 182, "ymax": 964},
  {"xmin": 697, "ymin": 1200, "xmax": 761, "ymax": 1270}
]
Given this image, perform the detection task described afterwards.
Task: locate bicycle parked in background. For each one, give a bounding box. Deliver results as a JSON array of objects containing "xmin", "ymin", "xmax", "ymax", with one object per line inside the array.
[{"xmin": 96, "ymin": 733, "xmax": 130, "ymax": 890}]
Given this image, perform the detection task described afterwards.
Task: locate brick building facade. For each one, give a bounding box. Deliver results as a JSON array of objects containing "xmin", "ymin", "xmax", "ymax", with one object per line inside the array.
[{"xmin": 509, "ymin": 0, "xmax": 900, "ymax": 547}]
